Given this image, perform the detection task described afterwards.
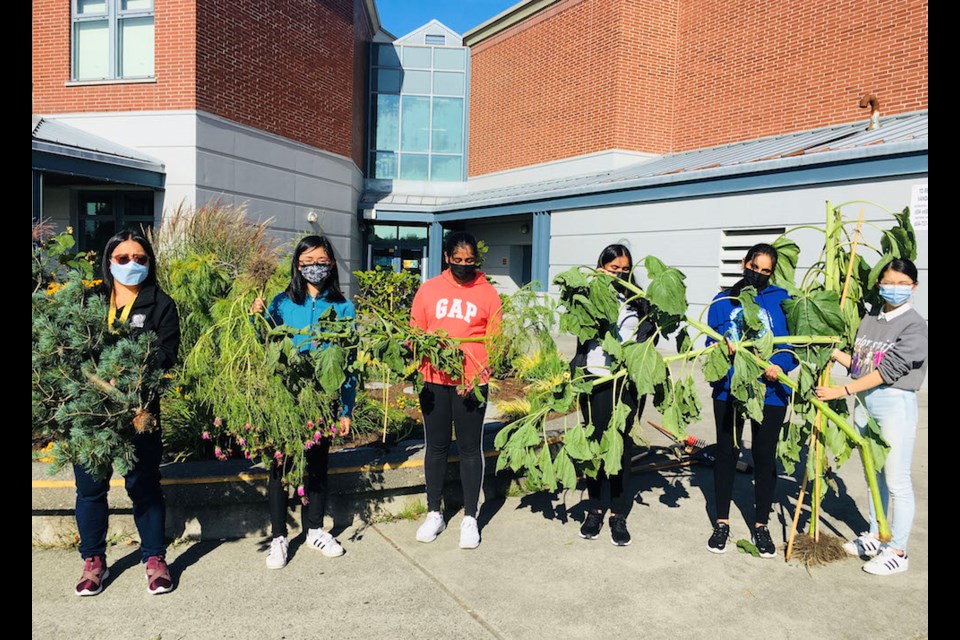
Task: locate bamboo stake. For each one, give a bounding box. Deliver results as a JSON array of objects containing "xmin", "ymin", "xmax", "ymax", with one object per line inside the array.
[
  {"xmin": 839, "ymin": 209, "xmax": 866, "ymax": 310},
  {"xmin": 785, "ymin": 418, "xmax": 818, "ymax": 561},
  {"xmin": 381, "ymin": 365, "xmax": 390, "ymax": 443}
]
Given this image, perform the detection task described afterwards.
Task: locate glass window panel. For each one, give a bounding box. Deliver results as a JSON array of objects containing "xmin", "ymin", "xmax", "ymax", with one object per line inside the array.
[
  {"xmin": 78, "ymin": 0, "xmax": 107, "ymax": 14},
  {"xmin": 121, "ymin": 0, "xmax": 153, "ymax": 11},
  {"xmin": 400, "ymin": 96, "xmax": 430, "ymax": 152},
  {"xmin": 399, "ymin": 226, "xmax": 428, "ymax": 241},
  {"xmin": 434, "ymin": 48, "xmax": 465, "ymax": 70},
  {"xmin": 402, "ymin": 46, "xmax": 432, "ymax": 69},
  {"xmin": 399, "ymin": 154, "xmax": 429, "ymax": 180},
  {"xmin": 431, "ymin": 97, "xmax": 463, "ymax": 154},
  {"xmin": 123, "ymin": 192, "xmax": 154, "ymax": 217},
  {"xmin": 119, "ymin": 17, "xmax": 154, "ymax": 77},
  {"xmin": 374, "ymin": 94, "xmax": 400, "ymax": 151},
  {"xmin": 371, "ymin": 225, "xmax": 399, "ymax": 242},
  {"xmin": 402, "ymin": 70, "xmax": 431, "ymax": 94},
  {"xmin": 75, "ymin": 20, "xmax": 110, "ymax": 79},
  {"xmin": 376, "ymin": 44, "xmax": 401, "ymax": 67},
  {"xmin": 433, "ymin": 72, "xmax": 464, "ymax": 96},
  {"xmin": 424, "ymin": 34, "xmax": 445, "ymax": 46},
  {"xmin": 375, "ymin": 68, "xmax": 400, "ymax": 93},
  {"xmin": 373, "ymin": 152, "xmax": 398, "ymax": 179},
  {"xmin": 430, "ymin": 155, "xmax": 463, "ymax": 182}
]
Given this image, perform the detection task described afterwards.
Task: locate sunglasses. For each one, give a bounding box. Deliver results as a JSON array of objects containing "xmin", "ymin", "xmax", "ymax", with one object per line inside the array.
[{"xmin": 113, "ymin": 254, "xmax": 150, "ymax": 266}]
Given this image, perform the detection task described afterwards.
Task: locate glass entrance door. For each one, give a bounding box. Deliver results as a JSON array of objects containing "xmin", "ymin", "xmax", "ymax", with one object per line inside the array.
[{"xmin": 367, "ymin": 224, "xmax": 428, "ymax": 279}]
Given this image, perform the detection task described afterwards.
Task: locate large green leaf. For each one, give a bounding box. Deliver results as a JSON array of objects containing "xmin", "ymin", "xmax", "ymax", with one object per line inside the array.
[
  {"xmin": 564, "ymin": 424, "xmax": 593, "ymax": 461},
  {"xmin": 553, "ymin": 448, "xmax": 577, "ymax": 489},
  {"xmin": 643, "ymin": 255, "xmax": 667, "ymax": 279},
  {"xmin": 867, "ymin": 254, "xmax": 894, "ymax": 290},
  {"xmin": 589, "ymin": 278, "xmax": 620, "ymax": 324},
  {"xmin": 675, "ymin": 327, "xmax": 692, "ymax": 354},
  {"xmin": 776, "ymin": 421, "xmax": 805, "ymax": 475},
  {"xmin": 538, "ymin": 445, "xmax": 557, "ymax": 492},
  {"xmin": 860, "ymin": 412, "xmax": 890, "ymax": 471},
  {"xmin": 754, "ymin": 331, "xmax": 774, "ymax": 361},
  {"xmin": 599, "ymin": 426, "xmax": 624, "ymax": 475},
  {"xmin": 782, "ymin": 290, "xmax": 845, "ymax": 337},
  {"xmin": 602, "ymin": 331, "xmax": 623, "ymax": 362},
  {"xmin": 315, "ymin": 345, "xmax": 347, "ymax": 395},
  {"xmin": 644, "ymin": 259, "xmax": 687, "ymax": 316},
  {"xmin": 823, "ymin": 420, "xmax": 853, "ymax": 468},
  {"xmin": 702, "ymin": 343, "xmax": 730, "ymax": 383},
  {"xmin": 737, "ymin": 287, "xmax": 763, "ymax": 332},
  {"xmin": 730, "ymin": 352, "xmax": 765, "ymax": 422},
  {"xmin": 622, "ymin": 339, "xmax": 667, "ymax": 395},
  {"xmin": 771, "ymin": 237, "xmax": 800, "ymax": 295}
]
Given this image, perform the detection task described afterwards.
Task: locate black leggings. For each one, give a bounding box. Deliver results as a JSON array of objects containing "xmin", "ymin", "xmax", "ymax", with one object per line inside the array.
[
  {"xmin": 419, "ymin": 382, "xmax": 489, "ymax": 518},
  {"xmin": 713, "ymin": 399, "xmax": 787, "ymax": 525},
  {"xmin": 578, "ymin": 378, "xmax": 644, "ymax": 514},
  {"xmin": 268, "ymin": 437, "xmax": 330, "ymax": 538}
]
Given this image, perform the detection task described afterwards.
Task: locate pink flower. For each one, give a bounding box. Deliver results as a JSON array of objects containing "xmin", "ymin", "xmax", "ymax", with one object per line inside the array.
[
  {"xmin": 274, "ymin": 451, "xmax": 283, "ymax": 460},
  {"xmin": 244, "ymin": 452, "xmax": 252, "ymax": 460},
  {"xmin": 213, "ymin": 417, "xmax": 223, "ymax": 427},
  {"xmin": 313, "ymin": 432, "xmax": 322, "ymax": 442},
  {"xmin": 304, "ymin": 440, "xmax": 314, "ymax": 450},
  {"xmin": 297, "ymin": 486, "xmax": 305, "ymax": 497},
  {"xmin": 306, "ymin": 421, "xmax": 314, "ymax": 429},
  {"xmin": 330, "ymin": 425, "xmax": 337, "ymax": 435},
  {"xmin": 300, "ymin": 496, "xmax": 310, "ymax": 506},
  {"xmin": 201, "ymin": 431, "xmax": 211, "ymax": 440},
  {"xmin": 237, "ymin": 437, "xmax": 246, "ymax": 447},
  {"xmin": 214, "ymin": 446, "xmax": 222, "ymax": 457},
  {"xmin": 244, "ymin": 423, "xmax": 252, "ymax": 431}
]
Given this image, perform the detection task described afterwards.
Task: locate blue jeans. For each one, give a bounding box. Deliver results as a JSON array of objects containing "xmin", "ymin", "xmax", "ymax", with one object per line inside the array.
[
  {"xmin": 854, "ymin": 386, "xmax": 918, "ymax": 551},
  {"xmin": 73, "ymin": 429, "xmax": 166, "ymax": 562}
]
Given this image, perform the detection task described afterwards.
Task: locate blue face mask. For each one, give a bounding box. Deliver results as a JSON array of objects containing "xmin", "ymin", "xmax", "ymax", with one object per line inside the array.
[
  {"xmin": 878, "ymin": 284, "xmax": 913, "ymax": 307},
  {"xmin": 110, "ymin": 261, "xmax": 150, "ymax": 286}
]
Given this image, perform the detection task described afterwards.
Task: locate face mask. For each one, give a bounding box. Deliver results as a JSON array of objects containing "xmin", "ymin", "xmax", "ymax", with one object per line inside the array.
[
  {"xmin": 301, "ymin": 264, "xmax": 331, "ymax": 286},
  {"xmin": 879, "ymin": 284, "xmax": 913, "ymax": 307},
  {"xmin": 110, "ymin": 261, "xmax": 149, "ymax": 286},
  {"xmin": 449, "ymin": 263, "xmax": 477, "ymax": 281},
  {"xmin": 616, "ymin": 271, "xmax": 630, "ymax": 282},
  {"xmin": 742, "ymin": 267, "xmax": 770, "ymax": 291}
]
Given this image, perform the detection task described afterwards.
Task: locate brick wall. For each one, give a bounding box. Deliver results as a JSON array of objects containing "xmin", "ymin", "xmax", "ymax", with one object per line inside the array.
[
  {"xmin": 197, "ymin": 0, "xmax": 371, "ymax": 164},
  {"xmin": 467, "ymin": 0, "xmax": 927, "ymax": 176},
  {"xmin": 673, "ymin": 0, "xmax": 928, "ymax": 150},
  {"xmin": 32, "ymin": 0, "xmax": 197, "ymax": 112}
]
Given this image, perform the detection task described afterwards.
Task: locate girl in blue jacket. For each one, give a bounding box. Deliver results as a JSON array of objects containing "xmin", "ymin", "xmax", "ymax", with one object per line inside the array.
[
  {"xmin": 705, "ymin": 243, "xmax": 797, "ymax": 558},
  {"xmin": 250, "ymin": 235, "xmax": 356, "ymax": 569}
]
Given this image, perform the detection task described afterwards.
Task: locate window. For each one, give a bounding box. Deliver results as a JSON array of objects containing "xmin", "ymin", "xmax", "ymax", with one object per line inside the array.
[
  {"xmin": 72, "ymin": 0, "xmax": 155, "ymax": 81},
  {"xmin": 719, "ymin": 227, "xmax": 785, "ymax": 289},
  {"xmin": 425, "ymin": 34, "xmax": 446, "ymax": 46},
  {"xmin": 76, "ymin": 190, "xmax": 155, "ymax": 255}
]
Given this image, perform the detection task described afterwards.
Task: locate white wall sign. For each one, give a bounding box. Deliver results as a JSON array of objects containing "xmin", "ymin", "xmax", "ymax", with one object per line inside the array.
[{"xmin": 910, "ymin": 184, "xmax": 928, "ymax": 231}]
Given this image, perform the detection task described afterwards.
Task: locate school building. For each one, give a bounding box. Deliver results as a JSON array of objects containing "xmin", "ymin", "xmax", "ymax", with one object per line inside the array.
[{"xmin": 32, "ymin": 0, "xmax": 927, "ymax": 326}]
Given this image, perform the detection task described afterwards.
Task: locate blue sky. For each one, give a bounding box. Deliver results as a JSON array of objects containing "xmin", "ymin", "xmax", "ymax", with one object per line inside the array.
[{"xmin": 375, "ymin": 0, "xmax": 520, "ymax": 39}]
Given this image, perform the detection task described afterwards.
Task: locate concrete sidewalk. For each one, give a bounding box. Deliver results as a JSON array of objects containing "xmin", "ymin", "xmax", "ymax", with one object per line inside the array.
[{"xmin": 31, "ymin": 378, "xmax": 928, "ymax": 640}]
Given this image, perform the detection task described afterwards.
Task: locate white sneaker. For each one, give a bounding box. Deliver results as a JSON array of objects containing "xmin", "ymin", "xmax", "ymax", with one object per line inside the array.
[
  {"xmin": 266, "ymin": 536, "xmax": 288, "ymax": 569},
  {"xmin": 305, "ymin": 528, "xmax": 345, "ymax": 557},
  {"xmin": 459, "ymin": 516, "xmax": 480, "ymax": 549},
  {"xmin": 842, "ymin": 532, "xmax": 883, "ymax": 557},
  {"xmin": 416, "ymin": 511, "xmax": 446, "ymax": 543},
  {"xmin": 863, "ymin": 546, "xmax": 909, "ymax": 576}
]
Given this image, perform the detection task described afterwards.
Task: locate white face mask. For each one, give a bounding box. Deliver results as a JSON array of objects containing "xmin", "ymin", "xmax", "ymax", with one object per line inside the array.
[{"xmin": 110, "ymin": 261, "xmax": 149, "ymax": 286}]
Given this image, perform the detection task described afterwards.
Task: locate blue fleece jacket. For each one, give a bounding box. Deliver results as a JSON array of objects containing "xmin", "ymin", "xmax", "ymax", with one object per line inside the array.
[
  {"xmin": 263, "ymin": 290, "xmax": 357, "ymax": 417},
  {"xmin": 706, "ymin": 284, "xmax": 797, "ymax": 406}
]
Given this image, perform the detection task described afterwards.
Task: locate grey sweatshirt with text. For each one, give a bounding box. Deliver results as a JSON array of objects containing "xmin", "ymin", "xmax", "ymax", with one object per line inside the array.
[{"xmin": 850, "ymin": 307, "xmax": 928, "ymax": 391}]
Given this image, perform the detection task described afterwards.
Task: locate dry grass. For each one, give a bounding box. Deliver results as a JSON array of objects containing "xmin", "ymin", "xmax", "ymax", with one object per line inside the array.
[{"xmin": 789, "ymin": 532, "xmax": 849, "ymax": 567}]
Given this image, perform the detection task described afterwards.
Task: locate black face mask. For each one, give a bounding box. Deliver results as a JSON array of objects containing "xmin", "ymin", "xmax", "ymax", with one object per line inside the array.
[
  {"xmin": 449, "ymin": 263, "xmax": 477, "ymax": 281},
  {"xmin": 616, "ymin": 271, "xmax": 630, "ymax": 282},
  {"xmin": 742, "ymin": 267, "xmax": 770, "ymax": 291}
]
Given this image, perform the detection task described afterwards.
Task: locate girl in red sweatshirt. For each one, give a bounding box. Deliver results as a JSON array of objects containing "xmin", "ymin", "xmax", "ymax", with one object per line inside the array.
[{"xmin": 410, "ymin": 232, "xmax": 502, "ymax": 549}]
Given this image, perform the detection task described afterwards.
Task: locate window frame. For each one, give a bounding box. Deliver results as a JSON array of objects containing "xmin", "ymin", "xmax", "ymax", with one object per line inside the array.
[{"xmin": 71, "ymin": 0, "xmax": 156, "ymax": 82}]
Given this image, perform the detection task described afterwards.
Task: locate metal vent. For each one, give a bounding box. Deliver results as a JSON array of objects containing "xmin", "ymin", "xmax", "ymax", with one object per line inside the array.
[
  {"xmin": 425, "ymin": 34, "xmax": 445, "ymax": 45},
  {"xmin": 719, "ymin": 228, "xmax": 785, "ymax": 289}
]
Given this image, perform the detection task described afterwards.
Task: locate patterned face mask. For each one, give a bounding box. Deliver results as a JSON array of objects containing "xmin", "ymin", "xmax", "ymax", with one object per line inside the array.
[{"xmin": 301, "ymin": 263, "xmax": 331, "ymax": 285}]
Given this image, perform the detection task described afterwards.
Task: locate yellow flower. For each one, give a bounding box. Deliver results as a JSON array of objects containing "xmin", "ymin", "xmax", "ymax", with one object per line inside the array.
[
  {"xmin": 45, "ymin": 282, "xmax": 62, "ymax": 295},
  {"xmin": 81, "ymin": 279, "xmax": 103, "ymax": 288}
]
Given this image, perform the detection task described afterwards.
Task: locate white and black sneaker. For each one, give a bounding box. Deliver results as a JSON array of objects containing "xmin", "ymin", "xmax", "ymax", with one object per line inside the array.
[
  {"xmin": 579, "ymin": 510, "xmax": 604, "ymax": 540},
  {"xmin": 305, "ymin": 528, "xmax": 345, "ymax": 557},
  {"xmin": 752, "ymin": 524, "xmax": 777, "ymax": 558},
  {"xmin": 843, "ymin": 532, "xmax": 883, "ymax": 558},
  {"xmin": 266, "ymin": 536, "xmax": 288, "ymax": 569},
  {"xmin": 707, "ymin": 522, "xmax": 730, "ymax": 554},
  {"xmin": 862, "ymin": 547, "xmax": 909, "ymax": 575}
]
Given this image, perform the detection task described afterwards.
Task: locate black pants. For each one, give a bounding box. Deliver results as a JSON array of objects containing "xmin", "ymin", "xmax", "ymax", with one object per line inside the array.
[
  {"xmin": 268, "ymin": 437, "xmax": 330, "ymax": 538},
  {"xmin": 74, "ymin": 428, "xmax": 165, "ymax": 562},
  {"xmin": 419, "ymin": 382, "xmax": 489, "ymax": 518},
  {"xmin": 713, "ymin": 398, "xmax": 787, "ymax": 525},
  {"xmin": 578, "ymin": 378, "xmax": 644, "ymax": 514}
]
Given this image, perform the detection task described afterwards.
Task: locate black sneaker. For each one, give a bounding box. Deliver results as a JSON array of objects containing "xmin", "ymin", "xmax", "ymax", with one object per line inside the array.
[
  {"xmin": 752, "ymin": 524, "xmax": 777, "ymax": 558},
  {"xmin": 579, "ymin": 510, "xmax": 603, "ymax": 539},
  {"xmin": 707, "ymin": 522, "xmax": 730, "ymax": 554},
  {"xmin": 609, "ymin": 514, "xmax": 631, "ymax": 546}
]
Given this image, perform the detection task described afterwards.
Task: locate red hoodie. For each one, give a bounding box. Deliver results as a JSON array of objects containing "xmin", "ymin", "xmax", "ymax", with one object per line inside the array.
[{"xmin": 410, "ymin": 269, "xmax": 503, "ymax": 386}]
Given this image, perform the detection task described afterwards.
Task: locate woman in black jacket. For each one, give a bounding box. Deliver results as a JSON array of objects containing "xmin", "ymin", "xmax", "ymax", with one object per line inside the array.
[
  {"xmin": 572, "ymin": 244, "xmax": 657, "ymax": 546},
  {"xmin": 74, "ymin": 229, "xmax": 180, "ymax": 597}
]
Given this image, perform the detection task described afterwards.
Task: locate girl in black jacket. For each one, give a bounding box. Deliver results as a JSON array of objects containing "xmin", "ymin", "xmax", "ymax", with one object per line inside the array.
[{"xmin": 74, "ymin": 229, "xmax": 180, "ymax": 597}]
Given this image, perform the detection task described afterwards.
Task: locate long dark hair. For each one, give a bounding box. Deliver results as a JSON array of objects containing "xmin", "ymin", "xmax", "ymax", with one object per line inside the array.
[
  {"xmin": 597, "ymin": 244, "xmax": 648, "ymax": 315},
  {"xmin": 728, "ymin": 242, "xmax": 778, "ymax": 299},
  {"xmin": 101, "ymin": 228, "xmax": 157, "ymax": 293},
  {"xmin": 879, "ymin": 258, "xmax": 919, "ymax": 284},
  {"xmin": 286, "ymin": 235, "xmax": 345, "ymax": 305},
  {"xmin": 443, "ymin": 231, "xmax": 479, "ymax": 265}
]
